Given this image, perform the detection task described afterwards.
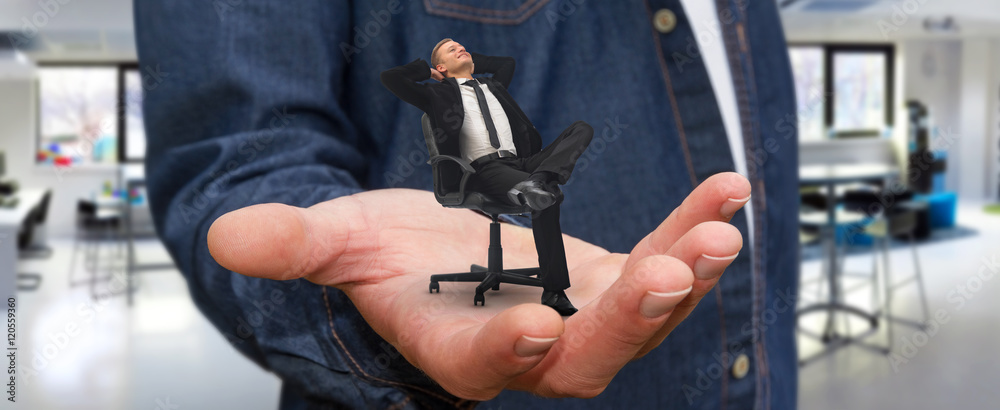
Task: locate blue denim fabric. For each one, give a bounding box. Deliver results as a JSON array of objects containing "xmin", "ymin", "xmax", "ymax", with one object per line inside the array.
[{"xmin": 135, "ymin": 0, "xmax": 799, "ymax": 408}]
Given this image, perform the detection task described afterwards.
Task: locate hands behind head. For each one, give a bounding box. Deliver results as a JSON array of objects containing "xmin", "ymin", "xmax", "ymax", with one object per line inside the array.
[
  {"xmin": 430, "ymin": 67, "xmax": 445, "ymax": 82},
  {"xmin": 208, "ymin": 173, "xmax": 751, "ymax": 400}
]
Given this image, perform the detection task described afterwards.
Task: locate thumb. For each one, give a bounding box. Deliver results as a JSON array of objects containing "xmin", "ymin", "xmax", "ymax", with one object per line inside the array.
[{"xmin": 207, "ymin": 199, "xmax": 359, "ymax": 282}]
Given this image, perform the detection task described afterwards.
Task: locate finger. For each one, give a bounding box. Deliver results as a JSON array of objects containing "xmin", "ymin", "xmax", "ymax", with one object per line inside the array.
[
  {"xmin": 206, "ymin": 198, "xmax": 361, "ymax": 282},
  {"xmin": 635, "ymin": 221, "xmax": 743, "ymax": 358},
  {"xmin": 624, "ymin": 172, "xmax": 750, "ymax": 273},
  {"xmin": 515, "ymin": 255, "xmax": 693, "ymax": 398},
  {"xmin": 413, "ymin": 304, "xmax": 564, "ymax": 400}
]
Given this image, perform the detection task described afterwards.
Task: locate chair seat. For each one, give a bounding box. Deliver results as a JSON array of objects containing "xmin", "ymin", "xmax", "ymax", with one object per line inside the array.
[{"xmin": 441, "ymin": 192, "xmax": 534, "ymax": 215}]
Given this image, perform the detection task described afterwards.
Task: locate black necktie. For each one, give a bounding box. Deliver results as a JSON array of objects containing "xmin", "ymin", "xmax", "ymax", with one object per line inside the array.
[{"xmin": 463, "ymin": 79, "xmax": 501, "ymax": 148}]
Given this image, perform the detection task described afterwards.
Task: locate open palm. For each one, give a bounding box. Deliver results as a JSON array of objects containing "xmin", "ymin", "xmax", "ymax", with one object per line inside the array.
[{"xmin": 207, "ymin": 173, "xmax": 750, "ymax": 400}]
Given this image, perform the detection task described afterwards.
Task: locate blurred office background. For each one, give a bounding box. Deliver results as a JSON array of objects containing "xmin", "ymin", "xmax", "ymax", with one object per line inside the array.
[{"xmin": 0, "ymin": 1, "xmax": 998, "ymax": 409}]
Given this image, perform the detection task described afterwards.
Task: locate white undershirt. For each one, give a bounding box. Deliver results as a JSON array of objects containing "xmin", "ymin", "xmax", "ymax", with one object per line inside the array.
[
  {"xmin": 678, "ymin": 0, "xmax": 754, "ymax": 247},
  {"xmin": 453, "ymin": 77, "xmax": 517, "ymax": 163}
]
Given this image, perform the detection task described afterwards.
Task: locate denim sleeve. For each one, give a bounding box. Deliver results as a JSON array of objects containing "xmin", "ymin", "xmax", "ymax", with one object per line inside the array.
[{"xmin": 134, "ymin": 1, "xmax": 470, "ymax": 408}]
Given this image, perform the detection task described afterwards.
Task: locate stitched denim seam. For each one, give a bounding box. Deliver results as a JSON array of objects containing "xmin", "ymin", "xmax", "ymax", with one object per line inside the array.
[
  {"xmin": 733, "ymin": 11, "xmax": 773, "ymax": 410},
  {"xmin": 736, "ymin": 21, "xmax": 773, "ymax": 410},
  {"xmin": 423, "ymin": 0, "xmax": 549, "ymax": 25},
  {"xmin": 714, "ymin": 285, "xmax": 729, "ymax": 410},
  {"xmin": 426, "ymin": 0, "xmax": 544, "ymax": 16},
  {"xmin": 321, "ymin": 286, "xmax": 464, "ymax": 407},
  {"xmin": 716, "ymin": 2, "xmax": 771, "ymax": 408},
  {"xmin": 642, "ymin": 0, "xmax": 697, "ymax": 189}
]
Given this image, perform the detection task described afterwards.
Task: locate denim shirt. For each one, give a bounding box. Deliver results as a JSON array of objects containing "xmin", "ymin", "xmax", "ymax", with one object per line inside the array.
[{"xmin": 135, "ymin": 0, "xmax": 799, "ymax": 408}]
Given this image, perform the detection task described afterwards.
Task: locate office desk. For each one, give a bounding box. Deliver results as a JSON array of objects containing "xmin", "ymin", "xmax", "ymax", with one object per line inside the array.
[
  {"xmin": 0, "ymin": 189, "xmax": 47, "ymax": 298},
  {"xmin": 798, "ymin": 164, "xmax": 898, "ymax": 364},
  {"xmin": 123, "ymin": 177, "xmax": 173, "ymax": 306}
]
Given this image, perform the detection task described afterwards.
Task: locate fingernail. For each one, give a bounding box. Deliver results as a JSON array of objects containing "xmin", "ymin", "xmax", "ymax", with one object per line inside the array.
[
  {"xmin": 720, "ymin": 195, "xmax": 751, "ymax": 219},
  {"xmin": 514, "ymin": 335, "xmax": 559, "ymax": 357},
  {"xmin": 640, "ymin": 286, "xmax": 692, "ymax": 319},
  {"xmin": 694, "ymin": 252, "xmax": 739, "ymax": 280}
]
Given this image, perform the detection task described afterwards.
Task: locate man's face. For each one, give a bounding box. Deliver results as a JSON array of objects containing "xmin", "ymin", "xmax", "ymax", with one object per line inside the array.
[{"xmin": 435, "ymin": 41, "xmax": 473, "ymax": 77}]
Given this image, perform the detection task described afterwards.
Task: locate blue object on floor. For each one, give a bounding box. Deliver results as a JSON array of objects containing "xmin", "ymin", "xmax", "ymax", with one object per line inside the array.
[
  {"xmin": 932, "ymin": 173, "xmax": 946, "ymax": 194},
  {"xmin": 914, "ymin": 191, "xmax": 957, "ymax": 228},
  {"xmin": 932, "ymin": 150, "xmax": 947, "ymax": 194}
]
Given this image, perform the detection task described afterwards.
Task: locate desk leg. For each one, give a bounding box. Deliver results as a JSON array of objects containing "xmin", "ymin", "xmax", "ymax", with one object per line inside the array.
[
  {"xmin": 126, "ymin": 194, "xmax": 134, "ymax": 306},
  {"xmin": 822, "ymin": 183, "xmax": 838, "ymax": 341}
]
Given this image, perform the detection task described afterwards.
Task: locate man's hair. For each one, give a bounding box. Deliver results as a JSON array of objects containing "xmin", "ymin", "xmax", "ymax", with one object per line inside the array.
[{"xmin": 430, "ymin": 38, "xmax": 453, "ymax": 68}]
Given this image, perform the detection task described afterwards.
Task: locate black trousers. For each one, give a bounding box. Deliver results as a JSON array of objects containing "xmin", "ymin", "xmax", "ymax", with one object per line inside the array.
[{"xmin": 468, "ymin": 121, "xmax": 593, "ymax": 291}]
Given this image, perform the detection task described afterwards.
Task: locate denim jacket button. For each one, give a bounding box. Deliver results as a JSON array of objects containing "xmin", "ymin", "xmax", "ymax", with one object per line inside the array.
[
  {"xmin": 653, "ymin": 9, "xmax": 677, "ymax": 33},
  {"xmin": 732, "ymin": 353, "xmax": 750, "ymax": 379}
]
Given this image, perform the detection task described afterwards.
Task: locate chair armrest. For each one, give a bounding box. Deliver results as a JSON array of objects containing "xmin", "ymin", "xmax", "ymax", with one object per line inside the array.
[
  {"xmin": 428, "ymin": 155, "xmax": 476, "ymax": 205},
  {"xmin": 428, "ymin": 155, "xmax": 476, "ymax": 174}
]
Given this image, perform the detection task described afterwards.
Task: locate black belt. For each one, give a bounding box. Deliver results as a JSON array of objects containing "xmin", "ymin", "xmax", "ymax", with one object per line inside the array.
[{"xmin": 470, "ymin": 150, "xmax": 517, "ymax": 169}]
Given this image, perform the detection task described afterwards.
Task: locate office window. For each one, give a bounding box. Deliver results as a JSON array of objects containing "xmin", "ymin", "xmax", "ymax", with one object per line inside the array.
[
  {"xmin": 789, "ymin": 46, "xmax": 825, "ymax": 142},
  {"xmin": 831, "ymin": 50, "xmax": 889, "ymax": 134},
  {"xmin": 122, "ymin": 66, "xmax": 146, "ymax": 162},
  {"xmin": 788, "ymin": 44, "xmax": 895, "ymax": 139},
  {"xmin": 37, "ymin": 66, "xmax": 120, "ymax": 166}
]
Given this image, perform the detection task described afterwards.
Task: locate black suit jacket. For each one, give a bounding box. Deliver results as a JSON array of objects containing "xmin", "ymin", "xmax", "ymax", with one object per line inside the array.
[{"xmin": 379, "ymin": 52, "xmax": 543, "ymax": 159}]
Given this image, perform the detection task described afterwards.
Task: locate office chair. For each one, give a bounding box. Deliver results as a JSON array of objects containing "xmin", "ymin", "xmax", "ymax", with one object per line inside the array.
[
  {"xmin": 18, "ymin": 189, "xmax": 53, "ymax": 258},
  {"xmin": 69, "ymin": 199, "xmax": 124, "ymax": 297},
  {"xmin": 419, "ymin": 114, "xmax": 544, "ymax": 306},
  {"xmin": 17, "ymin": 189, "xmax": 53, "ymax": 291},
  {"xmin": 840, "ymin": 190, "xmax": 931, "ymax": 349}
]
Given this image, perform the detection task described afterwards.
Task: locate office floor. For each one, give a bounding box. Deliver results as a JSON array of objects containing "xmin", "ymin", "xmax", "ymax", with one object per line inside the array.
[
  {"xmin": 797, "ymin": 202, "xmax": 1000, "ymax": 409},
  {"xmin": 11, "ymin": 203, "xmax": 998, "ymax": 409},
  {"xmin": 14, "ymin": 238, "xmax": 281, "ymax": 410}
]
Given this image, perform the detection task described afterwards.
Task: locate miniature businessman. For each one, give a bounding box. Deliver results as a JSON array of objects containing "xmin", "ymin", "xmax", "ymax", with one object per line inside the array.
[{"xmin": 380, "ymin": 39, "xmax": 593, "ymax": 316}]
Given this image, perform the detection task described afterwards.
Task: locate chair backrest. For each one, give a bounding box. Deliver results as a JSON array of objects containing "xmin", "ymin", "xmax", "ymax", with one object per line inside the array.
[
  {"xmin": 421, "ymin": 114, "xmax": 463, "ymax": 202},
  {"xmin": 421, "ymin": 114, "xmax": 440, "ymax": 158},
  {"xmin": 34, "ymin": 189, "xmax": 52, "ymax": 224}
]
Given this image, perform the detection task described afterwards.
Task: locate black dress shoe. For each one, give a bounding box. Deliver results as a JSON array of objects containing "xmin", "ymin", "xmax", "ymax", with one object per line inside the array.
[
  {"xmin": 541, "ymin": 290, "xmax": 578, "ymax": 316},
  {"xmin": 507, "ymin": 180, "xmax": 557, "ymax": 211}
]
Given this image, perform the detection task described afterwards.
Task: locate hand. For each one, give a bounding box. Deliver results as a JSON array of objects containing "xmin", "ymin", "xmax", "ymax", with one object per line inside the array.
[
  {"xmin": 207, "ymin": 173, "xmax": 750, "ymax": 400},
  {"xmin": 430, "ymin": 67, "xmax": 445, "ymax": 82}
]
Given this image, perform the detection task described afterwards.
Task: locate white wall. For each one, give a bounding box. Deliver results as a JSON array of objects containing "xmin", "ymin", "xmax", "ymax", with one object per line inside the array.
[
  {"xmin": 989, "ymin": 42, "xmax": 1000, "ymax": 202},
  {"xmin": 0, "ymin": 78, "xmax": 118, "ymax": 238},
  {"xmin": 901, "ymin": 40, "xmax": 963, "ymax": 193},
  {"xmin": 956, "ymin": 39, "xmax": 996, "ymax": 201},
  {"xmin": 0, "ymin": 0, "xmax": 132, "ymax": 31}
]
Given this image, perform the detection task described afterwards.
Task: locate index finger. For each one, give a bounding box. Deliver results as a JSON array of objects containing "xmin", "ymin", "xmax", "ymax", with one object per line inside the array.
[{"xmin": 623, "ymin": 172, "xmax": 751, "ymax": 273}]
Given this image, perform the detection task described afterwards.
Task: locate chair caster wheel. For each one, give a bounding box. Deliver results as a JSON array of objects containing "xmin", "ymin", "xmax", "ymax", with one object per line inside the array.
[
  {"xmin": 870, "ymin": 317, "xmax": 879, "ymax": 328},
  {"xmin": 492, "ymin": 283, "xmax": 500, "ymax": 291},
  {"xmin": 429, "ymin": 282, "xmax": 439, "ymax": 293},
  {"xmin": 474, "ymin": 293, "xmax": 485, "ymax": 306}
]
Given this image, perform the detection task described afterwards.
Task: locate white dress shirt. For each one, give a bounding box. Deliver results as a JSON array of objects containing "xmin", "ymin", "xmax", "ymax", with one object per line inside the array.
[
  {"xmin": 679, "ymin": 0, "xmax": 754, "ymax": 246},
  {"xmin": 454, "ymin": 77, "xmax": 517, "ymax": 163}
]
